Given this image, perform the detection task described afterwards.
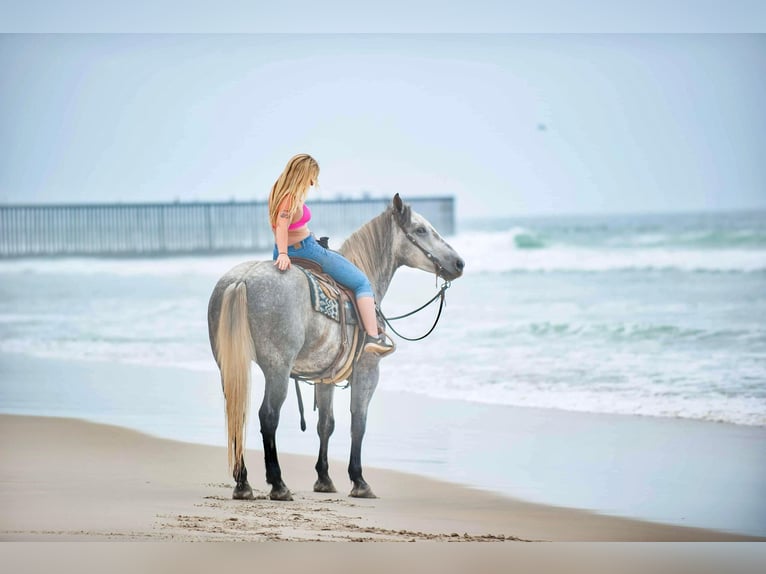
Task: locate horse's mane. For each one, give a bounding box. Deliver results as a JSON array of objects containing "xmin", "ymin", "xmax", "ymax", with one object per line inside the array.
[{"xmin": 340, "ymin": 205, "xmax": 400, "ymax": 292}]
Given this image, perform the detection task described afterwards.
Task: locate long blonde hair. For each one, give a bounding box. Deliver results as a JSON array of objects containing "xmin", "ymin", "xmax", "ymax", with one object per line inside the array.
[{"xmin": 268, "ymin": 154, "xmax": 319, "ymax": 227}]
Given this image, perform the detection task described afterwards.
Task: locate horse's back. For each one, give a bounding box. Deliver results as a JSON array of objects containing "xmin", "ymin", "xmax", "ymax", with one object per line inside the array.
[
  {"xmin": 210, "ymin": 259, "xmax": 309, "ymax": 316},
  {"xmin": 208, "ymin": 259, "xmax": 313, "ymax": 354},
  {"xmin": 208, "ymin": 259, "xmax": 346, "ymax": 375}
]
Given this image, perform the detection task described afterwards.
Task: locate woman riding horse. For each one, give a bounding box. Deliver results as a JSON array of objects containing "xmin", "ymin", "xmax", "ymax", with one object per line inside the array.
[
  {"xmin": 269, "ymin": 153, "xmax": 394, "ymax": 355},
  {"xmin": 209, "ymin": 172, "xmax": 464, "ymax": 501}
]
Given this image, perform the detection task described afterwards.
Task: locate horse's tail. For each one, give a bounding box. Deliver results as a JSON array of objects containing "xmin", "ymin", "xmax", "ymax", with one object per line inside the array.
[{"xmin": 216, "ymin": 281, "xmax": 255, "ymax": 474}]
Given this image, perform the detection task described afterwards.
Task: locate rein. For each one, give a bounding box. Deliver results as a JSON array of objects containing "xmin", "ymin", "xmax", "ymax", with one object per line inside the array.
[
  {"xmin": 377, "ymin": 280, "xmax": 451, "ymax": 341},
  {"xmin": 380, "ymin": 211, "xmax": 453, "ymax": 341}
]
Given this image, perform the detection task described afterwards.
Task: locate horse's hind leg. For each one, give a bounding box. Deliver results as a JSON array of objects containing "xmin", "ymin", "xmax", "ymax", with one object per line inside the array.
[
  {"xmin": 258, "ymin": 365, "xmax": 293, "ymax": 501},
  {"xmin": 313, "ymin": 383, "xmax": 337, "ymax": 493},
  {"xmin": 232, "ymin": 448, "xmax": 254, "ymax": 500},
  {"xmin": 216, "ymin": 367, "xmax": 253, "ymax": 500}
]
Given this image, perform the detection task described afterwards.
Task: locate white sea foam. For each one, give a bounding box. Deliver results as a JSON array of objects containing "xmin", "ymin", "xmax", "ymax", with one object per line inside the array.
[
  {"xmin": 0, "ymin": 338, "xmax": 218, "ymax": 374},
  {"xmin": 1, "ymin": 227, "xmax": 764, "ymax": 276},
  {"xmin": 382, "ymin": 373, "xmax": 766, "ymax": 427},
  {"xmin": 449, "ymin": 231, "xmax": 766, "ymax": 273},
  {"xmin": 0, "ymin": 252, "xmax": 274, "ymax": 278},
  {"xmin": 3, "ymin": 325, "xmax": 764, "ymax": 427}
]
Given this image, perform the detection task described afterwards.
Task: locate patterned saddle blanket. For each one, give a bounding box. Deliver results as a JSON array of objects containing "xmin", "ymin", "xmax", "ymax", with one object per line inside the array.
[
  {"xmin": 291, "ymin": 258, "xmax": 365, "ymax": 385},
  {"xmin": 299, "ymin": 266, "xmax": 358, "ymax": 325}
]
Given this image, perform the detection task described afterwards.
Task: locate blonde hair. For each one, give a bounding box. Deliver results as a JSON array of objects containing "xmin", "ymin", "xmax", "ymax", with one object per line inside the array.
[{"xmin": 268, "ymin": 154, "xmax": 319, "ymax": 227}]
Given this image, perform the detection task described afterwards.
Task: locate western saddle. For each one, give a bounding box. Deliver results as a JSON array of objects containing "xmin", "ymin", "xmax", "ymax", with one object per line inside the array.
[{"xmin": 289, "ymin": 258, "xmax": 367, "ymax": 386}]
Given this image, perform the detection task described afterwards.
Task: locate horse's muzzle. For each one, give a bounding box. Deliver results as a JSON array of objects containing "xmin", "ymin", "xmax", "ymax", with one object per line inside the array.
[{"xmin": 441, "ymin": 257, "xmax": 465, "ymax": 281}]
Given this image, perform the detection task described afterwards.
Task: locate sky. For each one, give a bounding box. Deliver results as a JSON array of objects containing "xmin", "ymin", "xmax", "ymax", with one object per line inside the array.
[
  {"xmin": 3, "ymin": 1, "xmax": 766, "ymax": 33},
  {"xmin": 0, "ymin": 20, "xmax": 764, "ymax": 218}
]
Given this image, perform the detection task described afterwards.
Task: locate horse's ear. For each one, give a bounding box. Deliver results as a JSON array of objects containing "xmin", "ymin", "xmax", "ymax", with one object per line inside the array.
[
  {"xmin": 393, "ymin": 193, "xmax": 404, "ymax": 214},
  {"xmin": 392, "ymin": 193, "xmax": 410, "ymax": 224}
]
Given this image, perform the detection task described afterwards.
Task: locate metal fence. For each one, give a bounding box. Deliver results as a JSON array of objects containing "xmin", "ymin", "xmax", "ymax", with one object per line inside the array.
[{"xmin": 0, "ymin": 196, "xmax": 455, "ymax": 257}]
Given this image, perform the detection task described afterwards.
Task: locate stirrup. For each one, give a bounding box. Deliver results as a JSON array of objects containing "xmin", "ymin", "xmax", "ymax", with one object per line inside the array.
[{"xmin": 363, "ymin": 332, "xmax": 396, "ymax": 356}]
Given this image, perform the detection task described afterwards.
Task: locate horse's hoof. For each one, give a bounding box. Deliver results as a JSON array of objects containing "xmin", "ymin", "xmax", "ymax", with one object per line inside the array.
[
  {"xmin": 349, "ymin": 484, "xmax": 377, "ymax": 499},
  {"xmin": 313, "ymin": 479, "xmax": 337, "ymax": 493},
  {"xmin": 269, "ymin": 486, "xmax": 293, "ymax": 501},
  {"xmin": 232, "ymin": 483, "xmax": 254, "ymax": 500}
]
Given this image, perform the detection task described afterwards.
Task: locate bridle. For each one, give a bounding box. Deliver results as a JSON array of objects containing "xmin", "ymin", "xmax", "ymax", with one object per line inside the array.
[
  {"xmin": 394, "ymin": 213, "xmax": 449, "ymax": 279},
  {"xmin": 376, "ymin": 213, "xmax": 453, "ymax": 342}
]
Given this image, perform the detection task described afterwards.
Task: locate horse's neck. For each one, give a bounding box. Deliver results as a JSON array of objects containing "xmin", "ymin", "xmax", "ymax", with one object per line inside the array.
[{"xmin": 339, "ymin": 212, "xmax": 399, "ymax": 302}]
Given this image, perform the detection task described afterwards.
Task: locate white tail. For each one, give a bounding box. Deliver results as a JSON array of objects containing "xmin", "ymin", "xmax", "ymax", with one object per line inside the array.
[{"xmin": 216, "ymin": 281, "xmax": 255, "ymax": 474}]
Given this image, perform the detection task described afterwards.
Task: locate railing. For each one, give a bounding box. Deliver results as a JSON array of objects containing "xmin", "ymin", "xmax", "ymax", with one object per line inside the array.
[{"xmin": 0, "ymin": 197, "xmax": 455, "ymax": 257}]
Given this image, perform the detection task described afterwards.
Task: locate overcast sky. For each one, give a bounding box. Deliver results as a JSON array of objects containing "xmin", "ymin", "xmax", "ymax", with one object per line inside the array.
[
  {"xmin": 1, "ymin": 32, "xmax": 764, "ymax": 218},
  {"xmin": 3, "ymin": 1, "xmax": 766, "ymax": 33}
]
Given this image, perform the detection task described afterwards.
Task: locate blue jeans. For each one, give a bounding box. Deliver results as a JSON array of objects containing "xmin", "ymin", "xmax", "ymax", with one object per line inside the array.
[{"xmin": 273, "ymin": 234, "xmax": 374, "ymax": 299}]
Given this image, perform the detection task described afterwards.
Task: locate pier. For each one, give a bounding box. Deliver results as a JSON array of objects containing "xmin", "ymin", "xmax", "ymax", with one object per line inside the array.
[{"xmin": 0, "ymin": 197, "xmax": 455, "ymax": 257}]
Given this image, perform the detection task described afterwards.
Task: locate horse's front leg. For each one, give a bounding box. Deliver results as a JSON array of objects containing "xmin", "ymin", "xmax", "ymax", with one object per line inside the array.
[
  {"xmin": 348, "ymin": 360, "xmax": 379, "ymax": 498},
  {"xmin": 258, "ymin": 365, "xmax": 292, "ymax": 501},
  {"xmin": 313, "ymin": 383, "xmax": 337, "ymax": 493}
]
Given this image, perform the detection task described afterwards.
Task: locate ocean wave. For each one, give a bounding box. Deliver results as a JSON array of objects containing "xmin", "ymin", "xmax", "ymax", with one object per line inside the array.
[
  {"xmin": 1, "ymin": 225, "xmax": 765, "ymax": 275},
  {"xmin": 4, "ymin": 338, "xmax": 762, "ymax": 427},
  {"xmin": 508, "ymin": 228, "xmax": 547, "ymax": 249},
  {"xmin": 0, "ymin": 338, "xmax": 217, "ymax": 372},
  {"xmin": 3, "ymin": 311, "xmax": 764, "ymax": 428},
  {"xmin": 604, "ymin": 229, "xmax": 766, "ymax": 249},
  {"xmin": 0, "ymin": 253, "xmax": 274, "ymax": 278},
  {"xmin": 518, "ymin": 321, "xmax": 763, "ymax": 344},
  {"xmin": 464, "ymin": 212, "xmax": 766, "ymax": 249},
  {"xmin": 449, "ymin": 232, "xmax": 766, "ymax": 273},
  {"xmin": 393, "ymin": 378, "xmax": 766, "ymax": 427}
]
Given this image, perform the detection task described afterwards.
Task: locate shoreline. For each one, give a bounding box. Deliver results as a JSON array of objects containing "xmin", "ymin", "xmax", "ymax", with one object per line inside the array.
[
  {"xmin": 1, "ymin": 351, "xmax": 765, "ymax": 536},
  {"xmin": 1, "ymin": 413, "xmax": 761, "ymax": 542}
]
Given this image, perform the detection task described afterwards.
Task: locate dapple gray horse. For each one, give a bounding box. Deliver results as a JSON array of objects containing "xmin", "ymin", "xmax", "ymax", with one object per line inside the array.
[{"xmin": 207, "ymin": 194, "xmax": 464, "ymax": 500}]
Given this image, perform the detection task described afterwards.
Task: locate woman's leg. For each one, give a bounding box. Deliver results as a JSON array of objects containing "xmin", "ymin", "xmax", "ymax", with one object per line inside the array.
[
  {"xmin": 289, "ymin": 237, "xmax": 384, "ymax": 339},
  {"xmin": 356, "ymin": 296, "xmax": 380, "ymax": 338}
]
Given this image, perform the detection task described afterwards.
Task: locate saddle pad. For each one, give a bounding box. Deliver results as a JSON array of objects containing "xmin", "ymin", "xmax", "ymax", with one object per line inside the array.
[{"xmin": 297, "ymin": 266, "xmax": 358, "ymax": 325}]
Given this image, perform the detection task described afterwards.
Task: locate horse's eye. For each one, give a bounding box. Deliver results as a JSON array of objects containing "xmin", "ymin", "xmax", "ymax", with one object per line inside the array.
[{"xmin": 415, "ymin": 227, "xmax": 427, "ymax": 236}]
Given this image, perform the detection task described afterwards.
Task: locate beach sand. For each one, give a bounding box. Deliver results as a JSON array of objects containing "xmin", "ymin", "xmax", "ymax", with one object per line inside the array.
[
  {"xmin": 0, "ymin": 414, "xmax": 760, "ymax": 542},
  {"xmin": 3, "ymin": 352, "xmax": 765, "ymax": 537}
]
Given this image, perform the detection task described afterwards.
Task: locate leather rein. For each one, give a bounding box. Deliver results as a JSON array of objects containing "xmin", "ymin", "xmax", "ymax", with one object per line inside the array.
[{"xmin": 376, "ymin": 215, "xmax": 452, "ymax": 342}]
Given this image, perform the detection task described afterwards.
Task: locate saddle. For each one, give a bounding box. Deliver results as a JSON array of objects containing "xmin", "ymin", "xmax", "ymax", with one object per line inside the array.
[{"xmin": 290, "ymin": 258, "xmax": 367, "ymax": 385}]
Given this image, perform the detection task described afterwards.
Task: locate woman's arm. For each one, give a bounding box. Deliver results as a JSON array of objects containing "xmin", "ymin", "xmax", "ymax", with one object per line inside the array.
[{"xmin": 274, "ymin": 196, "xmax": 292, "ymax": 271}]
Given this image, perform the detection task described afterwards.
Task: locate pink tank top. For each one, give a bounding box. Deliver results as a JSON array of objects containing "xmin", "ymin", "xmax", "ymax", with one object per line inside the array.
[{"xmin": 288, "ymin": 204, "xmax": 311, "ymax": 230}]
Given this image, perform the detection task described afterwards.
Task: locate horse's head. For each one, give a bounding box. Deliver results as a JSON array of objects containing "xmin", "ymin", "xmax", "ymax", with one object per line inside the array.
[{"xmin": 392, "ymin": 193, "xmax": 465, "ymax": 281}]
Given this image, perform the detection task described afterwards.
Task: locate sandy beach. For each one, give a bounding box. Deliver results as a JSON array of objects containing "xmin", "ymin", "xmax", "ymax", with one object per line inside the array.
[{"xmin": 0, "ymin": 414, "xmax": 760, "ymax": 542}]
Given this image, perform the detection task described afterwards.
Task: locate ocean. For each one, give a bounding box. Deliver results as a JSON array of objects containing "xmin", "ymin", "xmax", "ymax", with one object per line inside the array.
[{"xmin": 1, "ymin": 210, "xmax": 764, "ymax": 427}]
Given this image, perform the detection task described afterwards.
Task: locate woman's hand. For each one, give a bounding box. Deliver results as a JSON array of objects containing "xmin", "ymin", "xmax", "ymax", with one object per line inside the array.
[{"xmin": 274, "ymin": 253, "xmax": 291, "ymax": 271}]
